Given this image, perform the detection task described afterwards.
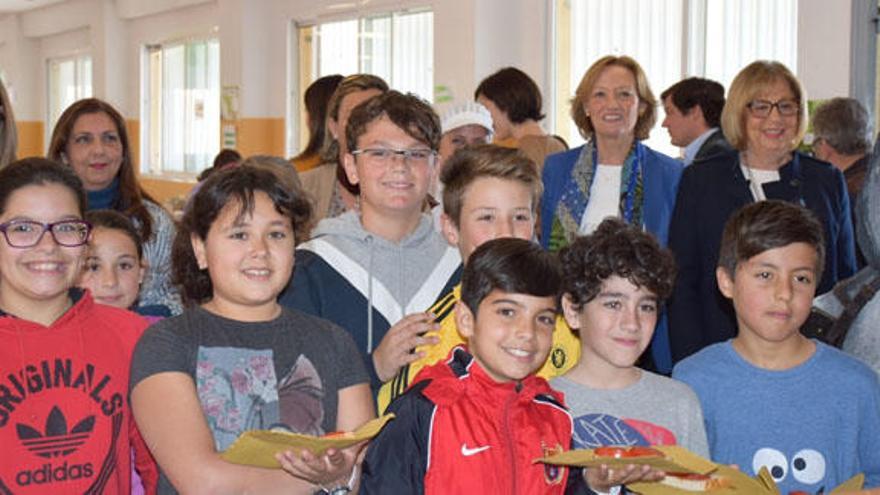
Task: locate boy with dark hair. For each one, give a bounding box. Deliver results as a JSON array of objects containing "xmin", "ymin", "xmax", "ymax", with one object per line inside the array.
[
  {"xmin": 280, "ymin": 91, "xmax": 462, "ymax": 390},
  {"xmin": 554, "ymin": 218, "xmax": 707, "ymax": 494},
  {"xmin": 377, "ymin": 144, "xmax": 580, "ymax": 412},
  {"xmin": 674, "ymin": 200, "xmax": 880, "ymax": 493},
  {"xmin": 361, "ymin": 238, "xmax": 583, "ymax": 493}
]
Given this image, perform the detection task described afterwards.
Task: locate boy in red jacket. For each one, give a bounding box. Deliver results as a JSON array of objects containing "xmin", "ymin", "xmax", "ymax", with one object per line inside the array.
[{"xmin": 361, "ymin": 238, "xmax": 586, "ymax": 494}]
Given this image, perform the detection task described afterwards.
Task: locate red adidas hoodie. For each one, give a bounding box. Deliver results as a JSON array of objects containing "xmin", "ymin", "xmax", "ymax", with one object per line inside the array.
[{"xmin": 0, "ymin": 290, "xmax": 157, "ymax": 494}]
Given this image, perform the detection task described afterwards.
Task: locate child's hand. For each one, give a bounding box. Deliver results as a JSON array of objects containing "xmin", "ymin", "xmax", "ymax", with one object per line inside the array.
[
  {"xmin": 584, "ymin": 463, "xmax": 666, "ymax": 493},
  {"xmin": 372, "ymin": 312, "xmax": 439, "ymax": 382},
  {"xmin": 275, "ymin": 442, "xmax": 365, "ymax": 488}
]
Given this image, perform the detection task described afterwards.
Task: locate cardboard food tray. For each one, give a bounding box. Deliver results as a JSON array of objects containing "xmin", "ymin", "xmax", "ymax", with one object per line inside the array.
[
  {"xmin": 538, "ymin": 446, "xmax": 715, "ymax": 474},
  {"xmin": 629, "ymin": 464, "xmax": 767, "ymax": 495},
  {"xmin": 539, "ymin": 446, "xmax": 766, "ymax": 494},
  {"xmin": 830, "ymin": 473, "xmax": 865, "ymax": 493},
  {"xmin": 220, "ymin": 413, "xmax": 395, "ymax": 469}
]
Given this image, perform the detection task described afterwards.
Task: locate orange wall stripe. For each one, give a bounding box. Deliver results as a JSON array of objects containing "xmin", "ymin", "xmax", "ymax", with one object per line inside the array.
[{"xmin": 15, "ymin": 121, "xmax": 44, "ymax": 158}]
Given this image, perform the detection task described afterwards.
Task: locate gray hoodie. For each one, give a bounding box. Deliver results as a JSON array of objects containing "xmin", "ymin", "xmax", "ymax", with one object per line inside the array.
[{"xmin": 280, "ymin": 211, "xmax": 462, "ymax": 380}]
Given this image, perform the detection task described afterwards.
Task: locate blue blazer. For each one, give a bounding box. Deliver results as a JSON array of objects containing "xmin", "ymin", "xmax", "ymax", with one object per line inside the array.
[
  {"xmin": 540, "ymin": 144, "xmax": 684, "ymax": 247},
  {"xmin": 667, "ymin": 151, "xmax": 857, "ymax": 363}
]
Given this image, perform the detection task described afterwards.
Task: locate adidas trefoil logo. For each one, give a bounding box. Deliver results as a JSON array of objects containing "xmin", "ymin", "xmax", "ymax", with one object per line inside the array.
[{"xmin": 16, "ymin": 406, "xmax": 95, "ymax": 458}]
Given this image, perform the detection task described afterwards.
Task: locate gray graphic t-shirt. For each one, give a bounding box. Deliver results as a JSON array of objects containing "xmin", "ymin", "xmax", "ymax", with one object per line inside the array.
[{"xmin": 131, "ymin": 306, "xmax": 368, "ymax": 493}]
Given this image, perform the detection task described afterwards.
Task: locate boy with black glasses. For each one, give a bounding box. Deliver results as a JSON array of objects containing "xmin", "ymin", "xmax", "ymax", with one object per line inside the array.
[{"xmin": 280, "ymin": 91, "xmax": 462, "ymax": 393}]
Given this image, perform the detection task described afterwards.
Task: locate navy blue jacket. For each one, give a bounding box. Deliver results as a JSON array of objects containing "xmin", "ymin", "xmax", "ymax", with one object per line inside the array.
[
  {"xmin": 667, "ymin": 151, "xmax": 857, "ymax": 363},
  {"xmin": 694, "ymin": 129, "xmax": 733, "ymax": 162}
]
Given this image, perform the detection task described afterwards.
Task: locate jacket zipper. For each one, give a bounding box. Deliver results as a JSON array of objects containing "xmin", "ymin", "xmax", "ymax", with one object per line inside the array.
[{"xmin": 503, "ymin": 390, "xmax": 517, "ymax": 494}]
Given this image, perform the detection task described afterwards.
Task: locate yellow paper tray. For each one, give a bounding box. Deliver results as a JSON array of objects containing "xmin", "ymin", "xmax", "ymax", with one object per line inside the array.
[
  {"xmin": 220, "ymin": 413, "xmax": 395, "ymax": 469},
  {"xmin": 538, "ymin": 445, "xmax": 715, "ymax": 475},
  {"xmin": 539, "ymin": 446, "xmax": 865, "ymax": 494},
  {"xmin": 630, "ymin": 465, "xmax": 767, "ymax": 495}
]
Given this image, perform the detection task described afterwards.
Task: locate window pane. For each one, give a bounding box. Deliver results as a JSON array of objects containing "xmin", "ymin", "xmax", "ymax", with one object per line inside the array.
[
  {"xmin": 393, "ymin": 11, "xmax": 433, "ymax": 100},
  {"xmin": 567, "ymin": 0, "xmax": 683, "ymax": 154},
  {"xmin": 184, "ymin": 40, "xmax": 220, "ymax": 173},
  {"xmin": 318, "ymin": 20, "xmax": 359, "ymax": 76},
  {"xmin": 292, "ymin": 10, "xmax": 434, "ymax": 156},
  {"xmin": 77, "ymin": 57, "xmax": 92, "ymax": 99},
  {"xmin": 145, "ymin": 38, "xmax": 219, "ymax": 177},
  {"xmin": 362, "ymin": 16, "xmax": 392, "ymax": 83},
  {"xmin": 162, "ymin": 44, "xmax": 185, "ymax": 173},
  {"xmin": 47, "ymin": 55, "xmax": 93, "ymax": 141},
  {"xmin": 704, "ymin": 0, "xmax": 798, "ymax": 88}
]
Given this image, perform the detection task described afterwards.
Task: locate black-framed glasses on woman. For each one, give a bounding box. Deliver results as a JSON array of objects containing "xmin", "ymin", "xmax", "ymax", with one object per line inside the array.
[
  {"xmin": 747, "ymin": 99, "xmax": 800, "ymax": 118},
  {"xmin": 0, "ymin": 219, "xmax": 92, "ymax": 248}
]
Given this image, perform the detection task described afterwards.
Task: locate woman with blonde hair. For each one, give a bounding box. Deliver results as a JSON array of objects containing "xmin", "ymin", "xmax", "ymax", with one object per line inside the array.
[
  {"xmin": 668, "ymin": 60, "xmax": 857, "ymax": 363},
  {"xmin": 541, "ymin": 55, "xmax": 682, "ymax": 251},
  {"xmin": 0, "ymin": 78, "xmax": 17, "ymax": 168},
  {"xmin": 49, "ymin": 98, "xmax": 181, "ymax": 315}
]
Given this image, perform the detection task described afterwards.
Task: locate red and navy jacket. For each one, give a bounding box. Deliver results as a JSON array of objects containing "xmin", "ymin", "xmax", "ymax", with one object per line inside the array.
[{"xmin": 361, "ymin": 346, "xmax": 590, "ymax": 494}]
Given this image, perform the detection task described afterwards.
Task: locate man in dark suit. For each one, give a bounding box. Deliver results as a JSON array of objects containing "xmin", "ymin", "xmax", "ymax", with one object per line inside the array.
[{"xmin": 661, "ymin": 77, "xmax": 732, "ymax": 165}]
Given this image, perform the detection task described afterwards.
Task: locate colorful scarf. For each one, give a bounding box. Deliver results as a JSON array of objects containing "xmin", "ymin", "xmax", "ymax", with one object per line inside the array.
[{"xmin": 548, "ymin": 139, "xmax": 645, "ymax": 251}]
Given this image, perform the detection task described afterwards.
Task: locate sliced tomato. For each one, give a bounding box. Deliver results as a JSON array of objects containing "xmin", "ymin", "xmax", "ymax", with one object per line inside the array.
[
  {"xmin": 626, "ymin": 446, "xmax": 663, "ymax": 457},
  {"xmin": 594, "ymin": 446, "xmax": 627, "ymax": 458}
]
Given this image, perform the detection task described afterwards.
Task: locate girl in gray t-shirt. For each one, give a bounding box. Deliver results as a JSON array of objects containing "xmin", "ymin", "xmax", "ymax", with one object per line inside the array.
[{"xmin": 130, "ymin": 166, "xmax": 372, "ymax": 495}]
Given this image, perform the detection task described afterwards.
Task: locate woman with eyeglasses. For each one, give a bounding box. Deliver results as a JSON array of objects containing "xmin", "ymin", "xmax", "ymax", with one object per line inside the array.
[
  {"xmin": 48, "ymin": 98, "xmax": 181, "ymax": 316},
  {"xmin": 0, "ymin": 158, "xmax": 157, "ymax": 494},
  {"xmin": 667, "ymin": 60, "xmax": 857, "ymax": 364},
  {"xmin": 0, "ymin": 78, "xmax": 17, "ymax": 168}
]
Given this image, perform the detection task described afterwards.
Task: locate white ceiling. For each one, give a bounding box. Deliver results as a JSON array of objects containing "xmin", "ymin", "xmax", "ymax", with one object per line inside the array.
[{"xmin": 0, "ymin": 0, "xmax": 65, "ymax": 14}]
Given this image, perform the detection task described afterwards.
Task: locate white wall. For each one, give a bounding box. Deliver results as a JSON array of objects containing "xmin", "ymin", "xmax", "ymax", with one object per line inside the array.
[
  {"xmin": 0, "ymin": 14, "xmax": 41, "ymax": 120},
  {"xmin": 0, "ymin": 0, "xmax": 864, "ymax": 129},
  {"xmin": 797, "ymin": 0, "xmax": 853, "ymax": 100}
]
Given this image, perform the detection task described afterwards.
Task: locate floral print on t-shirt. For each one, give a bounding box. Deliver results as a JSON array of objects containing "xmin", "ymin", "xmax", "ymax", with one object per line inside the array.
[{"xmin": 196, "ymin": 347, "xmax": 325, "ymax": 451}]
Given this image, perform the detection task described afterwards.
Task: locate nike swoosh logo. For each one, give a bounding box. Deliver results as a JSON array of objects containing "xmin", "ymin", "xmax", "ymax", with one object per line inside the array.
[{"xmin": 461, "ymin": 443, "xmax": 491, "ymax": 456}]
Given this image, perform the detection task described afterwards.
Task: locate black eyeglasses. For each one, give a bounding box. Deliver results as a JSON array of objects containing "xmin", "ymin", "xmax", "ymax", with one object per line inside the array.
[
  {"xmin": 0, "ymin": 220, "xmax": 91, "ymax": 248},
  {"xmin": 747, "ymin": 99, "xmax": 800, "ymax": 118}
]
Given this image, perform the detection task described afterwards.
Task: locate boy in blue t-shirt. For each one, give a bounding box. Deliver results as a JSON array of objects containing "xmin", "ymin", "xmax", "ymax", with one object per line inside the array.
[{"xmin": 674, "ymin": 200, "xmax": 880, "ymax": 493}]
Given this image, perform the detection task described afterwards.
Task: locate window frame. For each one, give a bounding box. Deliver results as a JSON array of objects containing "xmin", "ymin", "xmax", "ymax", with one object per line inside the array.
[
  {"xmin": 139, "ymin": 35, "xmax": 220, "ymax": 180},
  {"xmin": 286, "ymin": 6, "xmax": 434, "ymax": 157},
  {"xmin": 46, "ymin": 52, "xmax": 92, "ymax": 151}
]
